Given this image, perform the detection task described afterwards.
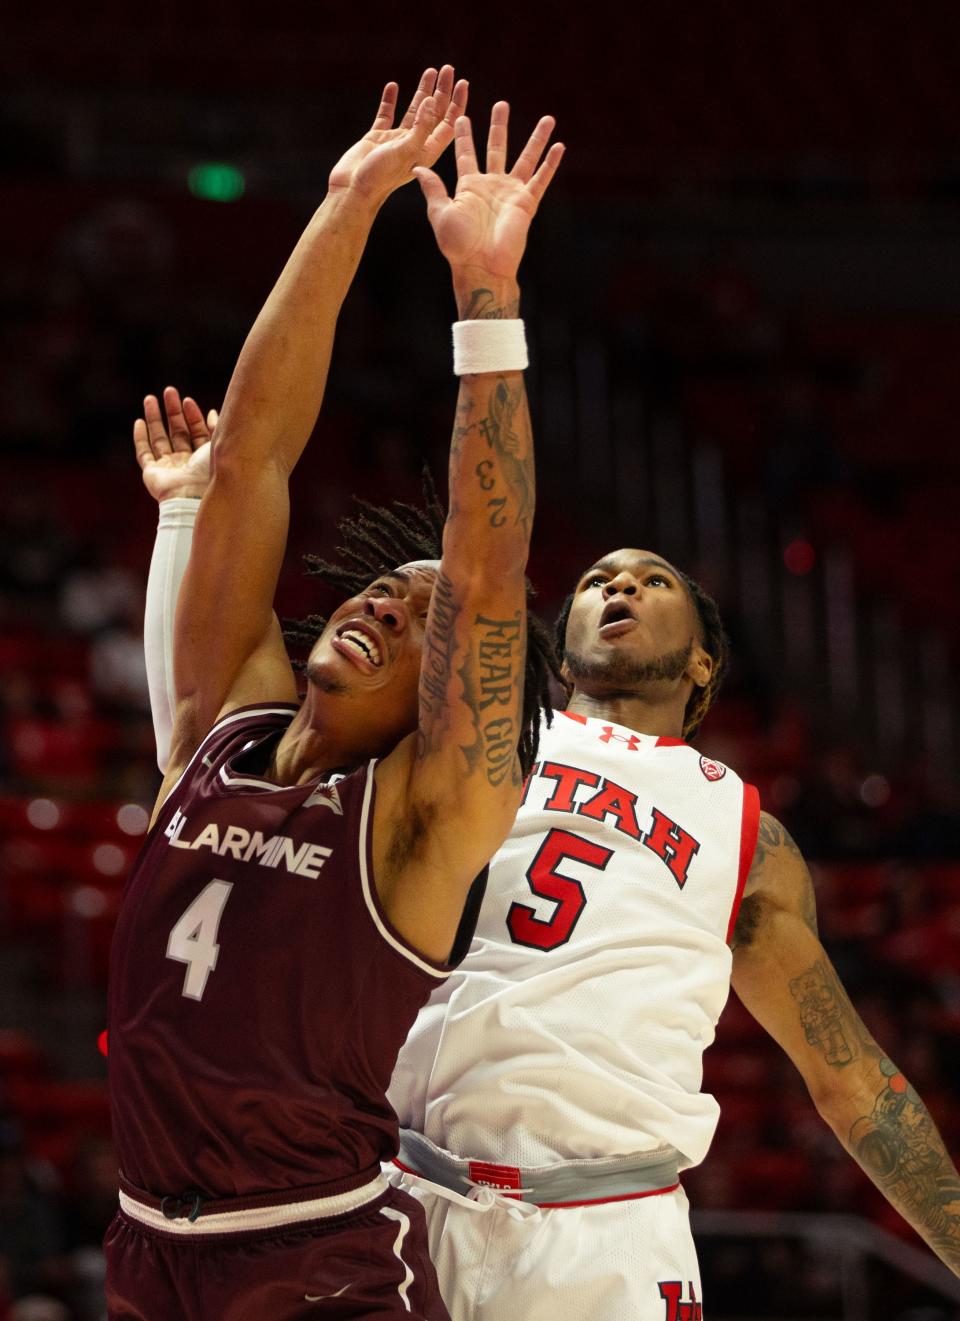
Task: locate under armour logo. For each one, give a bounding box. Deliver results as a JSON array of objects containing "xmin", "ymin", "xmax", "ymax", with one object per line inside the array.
[
  {"xmin": 599, "ymin": 726, "xmax": 642, "ymax": 751},
  {"xmin": 303, "ymin": 784, "xmax": 343, "ymax": 814}
]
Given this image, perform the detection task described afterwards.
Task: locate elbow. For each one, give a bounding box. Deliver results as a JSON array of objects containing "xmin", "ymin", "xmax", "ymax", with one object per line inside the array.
[
  {"xmin": 210, "ymin": 433, "xmax": 291, "ymax": 484},
  {"xmin": 806, "ymin": 1068, "xmax": 876, "ymax": 1141}
]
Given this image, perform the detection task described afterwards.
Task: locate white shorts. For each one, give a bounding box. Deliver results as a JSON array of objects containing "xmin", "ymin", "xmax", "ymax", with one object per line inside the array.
[{"xmin": 388, "ymin": 1166, "xmax": 702, "ymax": 1321}]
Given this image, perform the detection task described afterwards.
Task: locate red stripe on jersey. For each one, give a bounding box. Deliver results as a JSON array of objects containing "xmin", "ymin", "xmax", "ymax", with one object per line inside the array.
[
  {"xmin": 726, "ymin": 783, "xmax": 761, "ymax": 944},
  {"xmin": 654, "ymin": 736, "xmax": 687, "ymax": 747},
  {"xmin": 559, "ymin": 710, "xmax": 588, "ymax": 724},
  {"xmin": 537, "ymin": 1180, "xmax": 680, "ymax": 1209}
]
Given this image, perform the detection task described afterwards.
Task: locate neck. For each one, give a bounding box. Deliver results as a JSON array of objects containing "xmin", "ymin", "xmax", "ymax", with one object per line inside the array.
[
  {"xmin": 267, "ymin": 699, "xmax": 355, "ymax": 786},
  {"xmin": 565, "ymin": 688, "xmax": 687, "ymax": 740}
]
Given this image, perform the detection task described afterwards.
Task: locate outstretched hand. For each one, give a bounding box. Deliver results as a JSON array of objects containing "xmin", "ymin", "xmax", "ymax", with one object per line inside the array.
[
  {"xmin": 414, "ymin": 103, "xmax": 564, "ymax": 285},
  {"xmin": 328, "ymin": 66, "xmax": 468, "ymax": 205},
  {"xmin": 134, "ymin": 387, "xmax": 216, "ymax": 503}
]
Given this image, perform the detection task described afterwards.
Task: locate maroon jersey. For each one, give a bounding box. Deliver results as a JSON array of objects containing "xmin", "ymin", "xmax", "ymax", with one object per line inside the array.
[{"xmin": 108, "ymin": 704, "xmax": 471, "ymax": 1203}]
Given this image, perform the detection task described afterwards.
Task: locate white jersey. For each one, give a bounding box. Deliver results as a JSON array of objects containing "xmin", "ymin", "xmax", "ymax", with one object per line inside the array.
[{"xmin": 390, "ymin": 709, "xmax": 759, "ymax": 1172}]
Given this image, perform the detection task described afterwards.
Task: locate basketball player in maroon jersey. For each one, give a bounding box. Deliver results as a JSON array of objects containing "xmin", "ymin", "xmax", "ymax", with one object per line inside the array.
[
  {"xmin": 129, "ymin": 90, "xmax": 960, "ymax": 1315},
  {"xmin": 105, "ymin": 68, "xmax": 564, "ymax": 1320}
]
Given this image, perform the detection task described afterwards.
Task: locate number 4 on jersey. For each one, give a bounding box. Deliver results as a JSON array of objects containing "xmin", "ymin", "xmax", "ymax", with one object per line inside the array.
[{"xmin": 166, "ymin": 880, "xmax": 233, "ymax": 1000}]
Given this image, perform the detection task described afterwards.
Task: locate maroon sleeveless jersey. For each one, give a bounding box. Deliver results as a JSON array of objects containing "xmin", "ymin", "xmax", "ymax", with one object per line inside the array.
[{"xmin": 108, "ymin": 704, "xmax": 468, "ymax": 1203}]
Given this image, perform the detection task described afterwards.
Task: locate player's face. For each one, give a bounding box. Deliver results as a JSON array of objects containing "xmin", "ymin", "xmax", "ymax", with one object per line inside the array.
[
  {"xmin": 305, "ymin": 561, "xmax": 439, "ymax": 748},
  {"xmin": 563, "ymin": 549, "xmax": 707, "ymax": 694}
]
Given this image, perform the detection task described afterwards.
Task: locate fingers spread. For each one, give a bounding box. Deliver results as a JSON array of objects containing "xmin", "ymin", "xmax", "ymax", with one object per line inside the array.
[
  {"xmin": 182, "ymin": 396, "xmax": 212, "ymax": 446},
  {"xmin": 486, "ymin": 100, "xmax": 510, "ymax": 174},
  {"xmin": 410, "ymin": 94, "xmax": 438, "ymax": 149},
  {"xmin": 372, "ymin": 82, "xmax": 399, "ymax": 131},
  {"xmin": 424, "ymin": 77, "xmax": 469, "ymax": 158},
  {"xmin": 133, "ymin": 417, "xmax": 154, "ymax": 470},
  {"xmin": 526, "ymin": 139, "xmax": 565, "ymax": 203},
  {"xmin": 453, "ymin": 115, "xmax": 479, "ymax": 177},
  {"xmin": 163, "ymin": 385, "xmax": 192, "ymax": 453},
  {"xmin": 143, "ymin": 393, "xmax": 172, "ymax": 457},
  {"xmin": 400, "ymin": 67, "xmax": 439, "ymax": 129},
  {"xmin": 449, "ymin": 78, "xmax": 469, "ymax": 125},
  {"xmin": 510, "ymin": 114, "xmax": 556, "ymax": 183},
  {"xmin": 413, "ymin": 165, "xmax": 448, "ymax": 212},
  {"xmin": 432, "ymin": 64, "xmax": 455, "ymax": 121}
]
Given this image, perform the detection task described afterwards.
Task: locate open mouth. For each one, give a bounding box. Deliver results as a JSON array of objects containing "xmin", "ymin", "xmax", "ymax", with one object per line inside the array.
[
  {"xmin": 598, "ymin": 602, "xmax": 638, "ymax": 637},
  {"xmin": 333, "ymin": 623, "xmax": 384, "ymax": 670}
]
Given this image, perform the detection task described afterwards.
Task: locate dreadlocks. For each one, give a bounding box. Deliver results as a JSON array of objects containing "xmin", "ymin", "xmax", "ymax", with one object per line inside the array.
[
  {"xmin": 552, "ymin": 569, "xmax": 729, "ymax": 741},
  {"xmin": 284, "ymin": 470, "xmax": 561, "ymax": 776}
]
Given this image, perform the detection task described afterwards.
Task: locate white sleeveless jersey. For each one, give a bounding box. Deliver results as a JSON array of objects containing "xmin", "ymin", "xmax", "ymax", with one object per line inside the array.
[{"xmin": 389, "ymin": 710, "xmax": 760, "ymax": 1172}]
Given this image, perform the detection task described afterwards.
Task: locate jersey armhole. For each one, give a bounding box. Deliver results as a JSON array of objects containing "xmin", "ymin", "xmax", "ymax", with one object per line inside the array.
[
  {"xmin": 356, "ymin": 761, "xmax": 452, "ymax": 982},
  {"xmin": 151, "ymin": 704, "xmax": 300, "ymax": 824},
  {"xmin": 725, "ymin": 782, "xmax": 761, "ymax": 945}
]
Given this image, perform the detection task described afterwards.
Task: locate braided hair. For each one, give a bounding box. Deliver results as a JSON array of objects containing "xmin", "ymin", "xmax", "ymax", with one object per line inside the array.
[
  {"xmin": 552, "ymin": 568, "xmax": 729, "ymax": 741},
  {"xmin": 284, "ymin": 471, "xmax": 560, "ymax": 775}
]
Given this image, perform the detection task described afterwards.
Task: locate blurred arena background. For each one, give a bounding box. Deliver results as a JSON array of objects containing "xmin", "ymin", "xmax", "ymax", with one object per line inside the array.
[{"xmin": 2, "ymin": 4, "xmax": 960, "ymax": 1317}]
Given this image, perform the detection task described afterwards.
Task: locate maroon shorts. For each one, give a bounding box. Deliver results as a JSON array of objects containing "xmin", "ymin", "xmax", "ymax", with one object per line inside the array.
[{"xmin": 104, "ymin": 1184, "xmax": 450, "ymax": 1320}]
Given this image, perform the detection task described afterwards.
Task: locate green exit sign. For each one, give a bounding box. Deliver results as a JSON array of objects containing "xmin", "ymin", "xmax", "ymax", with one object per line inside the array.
[{"xmin": 188, "ymin": 163, "xmax": 246, "ymax": 202}]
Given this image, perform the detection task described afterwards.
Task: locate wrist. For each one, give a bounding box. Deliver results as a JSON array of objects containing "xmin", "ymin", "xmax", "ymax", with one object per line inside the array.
[
  {"xmin": 158, "ymin": 490, "xmax": 204, "ymax": 503},
  {"xmin": 452, "ymin": 276, "xmax": 521, "ymax": 321},
  {"xmin": 319, "ymin": 185, "xmax": 385, "ymax": 227}
]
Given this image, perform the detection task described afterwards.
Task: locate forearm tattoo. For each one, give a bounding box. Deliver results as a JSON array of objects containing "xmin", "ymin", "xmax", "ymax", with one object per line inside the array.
[
  {"xmin": 789, "ymin": 958, "xmax": 960, "ymax": 1269},
  {"xmin": 474, "ymin": 613, "xmax": 523, "ymax": 787},
  {"xmin": 849, "ymin": 1061, "xmax": 960, "ymax": 1268},
  {"xmin": 417, "ymin": 570, "xmax": 462, "ymax": 757},
  {"xmin": 427, "ymin": 310, "xmax": 531, "ymax": 788},
  {"xmin": 472, "ymin": 377, "xmax": 533, "ymax": 539},
  {"xmin": 461, "ymin": 287, "xmax": 521, "ymax": 320},
  {"xmin": 789, "ymin": 960, "xmax": 857, "ymax": 1067}
]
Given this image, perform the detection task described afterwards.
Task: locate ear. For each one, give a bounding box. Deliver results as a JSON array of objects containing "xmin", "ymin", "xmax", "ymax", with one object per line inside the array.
[
  {"xmin": 560, "ymin": 657, "xmax": 573, "ymax": 688},
  {"xmin": 686, "ymin": 643, "xmax": 713, "ymax": 691}
]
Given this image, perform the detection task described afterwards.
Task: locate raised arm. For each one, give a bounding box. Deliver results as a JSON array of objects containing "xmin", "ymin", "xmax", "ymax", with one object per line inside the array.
[
  {"xmin": 731, "ymin": 812, "xmax": 960, "ymax": 1275},
  {"xmin": 134, "ymin": 388, "xmax": 214, "ymax": 771},
  {"xmin": 161, "ymin": 69, "xmax": 466, "ymax": 794},
  {"xmin": 373, "ymin": 105, "xmax": 564, "ymax": 959}
]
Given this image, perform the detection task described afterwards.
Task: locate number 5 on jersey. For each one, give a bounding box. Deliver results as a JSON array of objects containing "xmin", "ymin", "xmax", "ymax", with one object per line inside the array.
[
  {"xmin": 508, "ymin": 829, "xmax": 613, "ymax": 950},
  {"xmin": 166, "ymin": 880, "xmax": 233, "ymax": 1000}
]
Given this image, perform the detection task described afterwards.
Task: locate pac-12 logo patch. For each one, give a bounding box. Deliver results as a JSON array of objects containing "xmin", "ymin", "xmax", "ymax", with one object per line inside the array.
[{"xmin": 699, "ymin": 755, "xmax": 726, "ymax": 782}]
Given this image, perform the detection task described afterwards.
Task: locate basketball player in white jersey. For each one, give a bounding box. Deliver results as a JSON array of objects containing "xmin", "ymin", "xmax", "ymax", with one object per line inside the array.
[{"xmin": 133, "ymin": 232, "xmax": 960, "ymax": 1321}]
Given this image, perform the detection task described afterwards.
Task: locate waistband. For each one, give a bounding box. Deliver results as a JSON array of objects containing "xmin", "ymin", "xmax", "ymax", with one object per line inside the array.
[
  {"xmin": 395, "ymin": 1129, "xmax": 680, "ymax": 1208},
  {"xmin": 118, "ymin": 1170, "xmax": 389, "ymax": 1236}
]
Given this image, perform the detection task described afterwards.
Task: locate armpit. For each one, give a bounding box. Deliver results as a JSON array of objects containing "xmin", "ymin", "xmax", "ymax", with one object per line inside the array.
[{"xmin": 731, "ymin": 890, "xmax": 764, "ymax": 950}]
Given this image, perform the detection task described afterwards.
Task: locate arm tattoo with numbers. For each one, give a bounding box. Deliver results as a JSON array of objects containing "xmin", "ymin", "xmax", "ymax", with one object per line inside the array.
[{"xmin": 474, "ymin": 377, "xmax": 533, "ymax": 540}]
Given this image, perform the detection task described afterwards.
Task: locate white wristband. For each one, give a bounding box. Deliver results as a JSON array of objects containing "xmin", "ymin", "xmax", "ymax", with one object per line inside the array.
[{"xmin": 452, "ymin": 319, "xmax": 528, "ymax": 376}]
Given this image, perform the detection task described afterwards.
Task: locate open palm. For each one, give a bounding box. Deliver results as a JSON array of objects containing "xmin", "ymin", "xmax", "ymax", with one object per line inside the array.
[
  {"xmin": 328, "ymin": 66, "xmax": 468, "ymax": 203},
  {"xmin": 416, "ymin": 104, "xmax": 564, "ymax": 279},
  {"xmin": 134, "ymin": 387, "xmax": 215, "ymax": 503}
]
